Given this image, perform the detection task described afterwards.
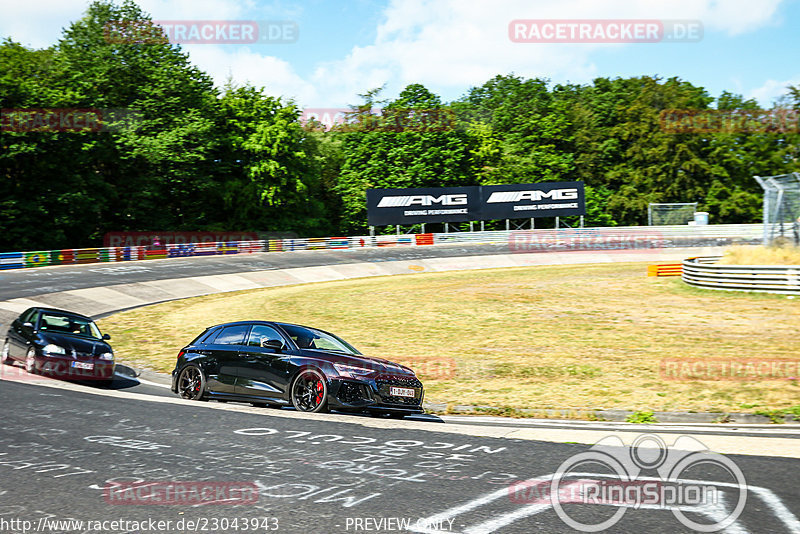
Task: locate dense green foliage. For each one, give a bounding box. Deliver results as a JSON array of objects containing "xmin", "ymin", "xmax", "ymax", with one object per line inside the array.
[{"xmin": 1, "ymin": 0, "xmax": 798, "ymax": 250}]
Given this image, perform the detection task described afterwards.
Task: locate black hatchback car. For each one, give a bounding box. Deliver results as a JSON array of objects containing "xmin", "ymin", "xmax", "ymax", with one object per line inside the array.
[
  {"xmin": 171, "ymin": 321, "xmax": 424, "ymax": 416},
  {"xmin": 2, "ymin": 307, "xmax": 115, "ymax": 383}
]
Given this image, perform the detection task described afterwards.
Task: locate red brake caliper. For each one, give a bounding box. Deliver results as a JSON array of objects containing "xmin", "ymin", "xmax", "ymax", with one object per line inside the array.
[{"xmin": 315, "ymin": 380, "xmax": 324, "ymax": 405}]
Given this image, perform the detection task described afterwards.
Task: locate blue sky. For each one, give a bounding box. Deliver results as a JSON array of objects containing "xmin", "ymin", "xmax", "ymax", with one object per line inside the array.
[{"xmin": 2, "ymin": 0, "xmax": 799, "ymax": 109}]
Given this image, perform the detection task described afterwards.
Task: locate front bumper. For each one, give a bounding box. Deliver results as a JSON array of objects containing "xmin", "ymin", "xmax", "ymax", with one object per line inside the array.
[
  {"xmin": 35, "ymin": 354, "xmax": 115, "ymax": 380},
  {"xmin": 327, "ymin": 374, "xmax": 424, "ymax": 414}
]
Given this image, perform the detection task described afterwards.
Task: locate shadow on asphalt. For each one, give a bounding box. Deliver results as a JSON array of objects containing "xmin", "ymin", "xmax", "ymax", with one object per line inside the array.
[
  {"xmin": 4, "ymin": 360, "xmax": 446, "ymax": 423},
  {"xmin": 208, "ymin": 398, "xmax": 445, "ymax": 423}
]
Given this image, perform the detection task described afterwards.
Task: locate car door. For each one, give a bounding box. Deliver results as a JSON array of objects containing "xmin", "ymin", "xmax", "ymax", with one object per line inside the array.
[
  {"xmin": 203, "ymin": 324, "xmax": 251, "ymax": 394},
  {"xmin": 7, "ymin": 308, "xmax": 38, "ymax": 359},
  {"xmin": 235, "ymin": 324, "xmax": 291, "ymax": 398}
]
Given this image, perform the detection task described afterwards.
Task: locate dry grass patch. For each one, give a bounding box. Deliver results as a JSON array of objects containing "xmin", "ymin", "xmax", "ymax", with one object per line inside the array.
[
  {"xmin": 717, "ymin": 245, "xmax": 800, "ymax": 265},
  {"xmin": 99, "ymin": 263, "xmax": 800, "ymax": 416}
]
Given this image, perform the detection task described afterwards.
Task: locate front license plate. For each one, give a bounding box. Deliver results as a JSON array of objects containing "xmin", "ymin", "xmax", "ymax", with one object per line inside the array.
[
  {"xmin": 390, "ymin": 386, "xmax": 415, "ymax": 398},
  {"xmin": 71, "ymin": 362, "xmax": 94, "ymax": 370}
]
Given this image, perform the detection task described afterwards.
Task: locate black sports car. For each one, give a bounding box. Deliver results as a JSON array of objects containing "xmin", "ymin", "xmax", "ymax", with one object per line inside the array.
[
  {"xmin": 2, "ymin": 307, "xmax": 115, "ymax": 383},
  {"xmin": 171, "ymin": 321, "xmax": 424, "ymax": 416}
]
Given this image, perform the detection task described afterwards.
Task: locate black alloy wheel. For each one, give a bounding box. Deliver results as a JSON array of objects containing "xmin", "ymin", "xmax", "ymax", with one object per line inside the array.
[
  {"xmin": 177, "ymin": 365, "xmax": 206, "ymax": 401},
  {"xmin": 291, "ymin": 369, "xmax": 329, "ymax": 413}
]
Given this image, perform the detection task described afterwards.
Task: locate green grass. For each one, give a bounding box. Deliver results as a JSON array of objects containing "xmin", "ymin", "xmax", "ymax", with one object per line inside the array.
[
  {"xmin": 98, "ymin": 262, "xmax": 800, "ymax": 417},
  {"xmin": 626, "ymin": 410, "xmax": 658, "ymax": 424}
]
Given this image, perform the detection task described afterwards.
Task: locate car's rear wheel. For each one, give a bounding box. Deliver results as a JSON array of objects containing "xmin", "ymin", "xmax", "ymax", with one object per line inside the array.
[
  {"xmin": 176, "ymin": 365, "xmax": 206, "ymax": 401},
  {"xmin": 1, "ymin": 340, "xmax": 12, "ymax": 365},
  {"xmin": 290, "ymin": 369, "xmax": 329, "ymax": 413},
  {"xmin": 25, "ymin": 348, "xmax": 38, "ymax": 374}
]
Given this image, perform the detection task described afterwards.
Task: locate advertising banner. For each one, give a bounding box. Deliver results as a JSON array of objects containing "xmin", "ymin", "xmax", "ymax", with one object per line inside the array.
[
  {"xmin": 366, "ymin": 182, "xmax": 585, "ymax": 225},
  {"xmin": 366, "ymin": 186, "xmax": 481, "ymax": 226},
  {"xmin": 480, "ymin": 181, "xmax": 585, "ymax": 220}
]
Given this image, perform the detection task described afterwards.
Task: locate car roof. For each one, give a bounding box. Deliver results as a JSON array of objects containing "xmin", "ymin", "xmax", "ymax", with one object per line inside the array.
[
  {"xmin": 31, "ymin": 307, "xmax": 93, "ymax": 321},
  {"xmin": 205, "ymin": 320, "xmax": 324, "ymax": 332}
]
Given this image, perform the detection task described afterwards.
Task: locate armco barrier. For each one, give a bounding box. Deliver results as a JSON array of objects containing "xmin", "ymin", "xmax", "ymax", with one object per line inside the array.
[
  {"xmin": 0, "ymin": 252, "xmax": 24, "ymax": 270},
  {"xmin": 0, "ymin": 224, "xmax": 763, "ymax": 271},
  {"xmin": 682, "ymin": 256, "xmax": 800, "ymax": 295}
]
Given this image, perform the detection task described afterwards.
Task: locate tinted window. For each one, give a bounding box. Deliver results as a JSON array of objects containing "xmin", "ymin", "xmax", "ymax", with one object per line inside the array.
[
  {"xmin": 191, "ymin": 327, "xmax": 220, "ymax": 346},
  {"xmin": 246, "ymin": 325, "xmax": 285, "ymax": 347},
  {"xmin": 20, "ymin": 308, "xmax": 37, "ymax": 324},
  {"xmin": 38, "ymin": 312, "xmax": 102, "ymax": 339},
  {"xmin": 280, "ymin": 324, "xmax": 361, "ymax": 355},
  {"xmin": 213, "ymin": 325, "xmax": 250, "ymax": 345}
]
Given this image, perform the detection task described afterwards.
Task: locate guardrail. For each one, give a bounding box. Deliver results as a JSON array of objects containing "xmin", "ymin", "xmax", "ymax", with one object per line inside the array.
[
  {"xmin": 682, "ymin": 256, "xmax": 800, "ymax": 295},
  {"xmin": 0, "ymin": 224, "xmax": 763, "ymax": 271}
]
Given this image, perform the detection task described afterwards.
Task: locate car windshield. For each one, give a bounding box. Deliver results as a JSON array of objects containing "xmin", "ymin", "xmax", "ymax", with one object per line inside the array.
[
  {"xmin": 39, "ymin": 313, "xmax": 103, "ymax": 340},
  {"xmin": 281, "ymin": 324, "xmax": 361, "ymax": 355}
]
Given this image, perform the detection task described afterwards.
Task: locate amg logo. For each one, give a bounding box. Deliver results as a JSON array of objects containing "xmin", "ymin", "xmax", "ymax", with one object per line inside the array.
[
  {"xmin": 487, "ymin": 189, "xmax": 579, "ymax": 203},
  {"xmin": 377, "ymin": 194, "xmax": 468, "ymax": 208}
]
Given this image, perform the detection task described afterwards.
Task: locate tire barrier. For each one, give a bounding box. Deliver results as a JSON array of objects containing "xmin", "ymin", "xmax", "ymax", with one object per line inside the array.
[{"xmin": 682, "ymin": 256, "xmax": 800, "ymax": 295}]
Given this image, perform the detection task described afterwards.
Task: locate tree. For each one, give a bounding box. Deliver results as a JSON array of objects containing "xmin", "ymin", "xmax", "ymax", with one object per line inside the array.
[
  {"xmin": 213, "ymin": 85, "xmax": 332, "ymax": 235},
  {"xmin": 336, "ymin": 84, "xmax": 479, "ymax": 233},
  {"xmin": 455, "ymin": 75, "xmax": 574, "ymax": 184}
]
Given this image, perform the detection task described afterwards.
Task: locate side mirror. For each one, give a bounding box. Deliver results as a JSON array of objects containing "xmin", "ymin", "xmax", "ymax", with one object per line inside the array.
[
  {"xmin": 103, "ymin": 333, "xmax": 112, "ymax": 340},
  {"xmin": 22, "ymin": 322, "xmax": 34, "ymax": 329},
  {"xmin": 261, "ymin": 339, "xmax": 284, "ymax": 351}
]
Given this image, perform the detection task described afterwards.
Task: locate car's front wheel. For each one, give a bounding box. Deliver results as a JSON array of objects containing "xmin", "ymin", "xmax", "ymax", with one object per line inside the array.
[
  {"xmin": 290, "ymin": 369, "xmax": 329, "ymax": 413},
  {"xmin": 1, "ymin": 340, "xmax": 12, "ymax": 365},
  {"xmin": 176, "ymin": 365, "xmax": 206, "ymax": 401},
  {"xmin": 25, "ymin": 348, "xmax": 38, "ymax": 374}
]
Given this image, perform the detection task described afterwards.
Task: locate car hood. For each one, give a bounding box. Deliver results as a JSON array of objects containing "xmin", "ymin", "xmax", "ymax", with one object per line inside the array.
[
  {"xmin": 39, "ymin": 332, "xmax": 111, "ymax": 356},
  {"xmin": 301, "ymin": 350, "xmax": 416, "ymax": 376}
]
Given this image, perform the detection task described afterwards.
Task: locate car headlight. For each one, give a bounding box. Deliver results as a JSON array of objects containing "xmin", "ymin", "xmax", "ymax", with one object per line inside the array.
[
  {"xmin": 98, "ymin": 352, "xmax": 114, "ymax": 361},
  {"xmin": 333, "ymin": 363, "xmax": 375, "ymax": 378},
  {"xmin": 43, "ymin": 344, "xmax": 65, "ymax": 355}
]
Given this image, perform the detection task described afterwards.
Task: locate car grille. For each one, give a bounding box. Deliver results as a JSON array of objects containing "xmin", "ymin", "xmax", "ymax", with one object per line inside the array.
[{"xmin": 375, "ymin": 374, "xmax": 423, "ymax": 406}]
